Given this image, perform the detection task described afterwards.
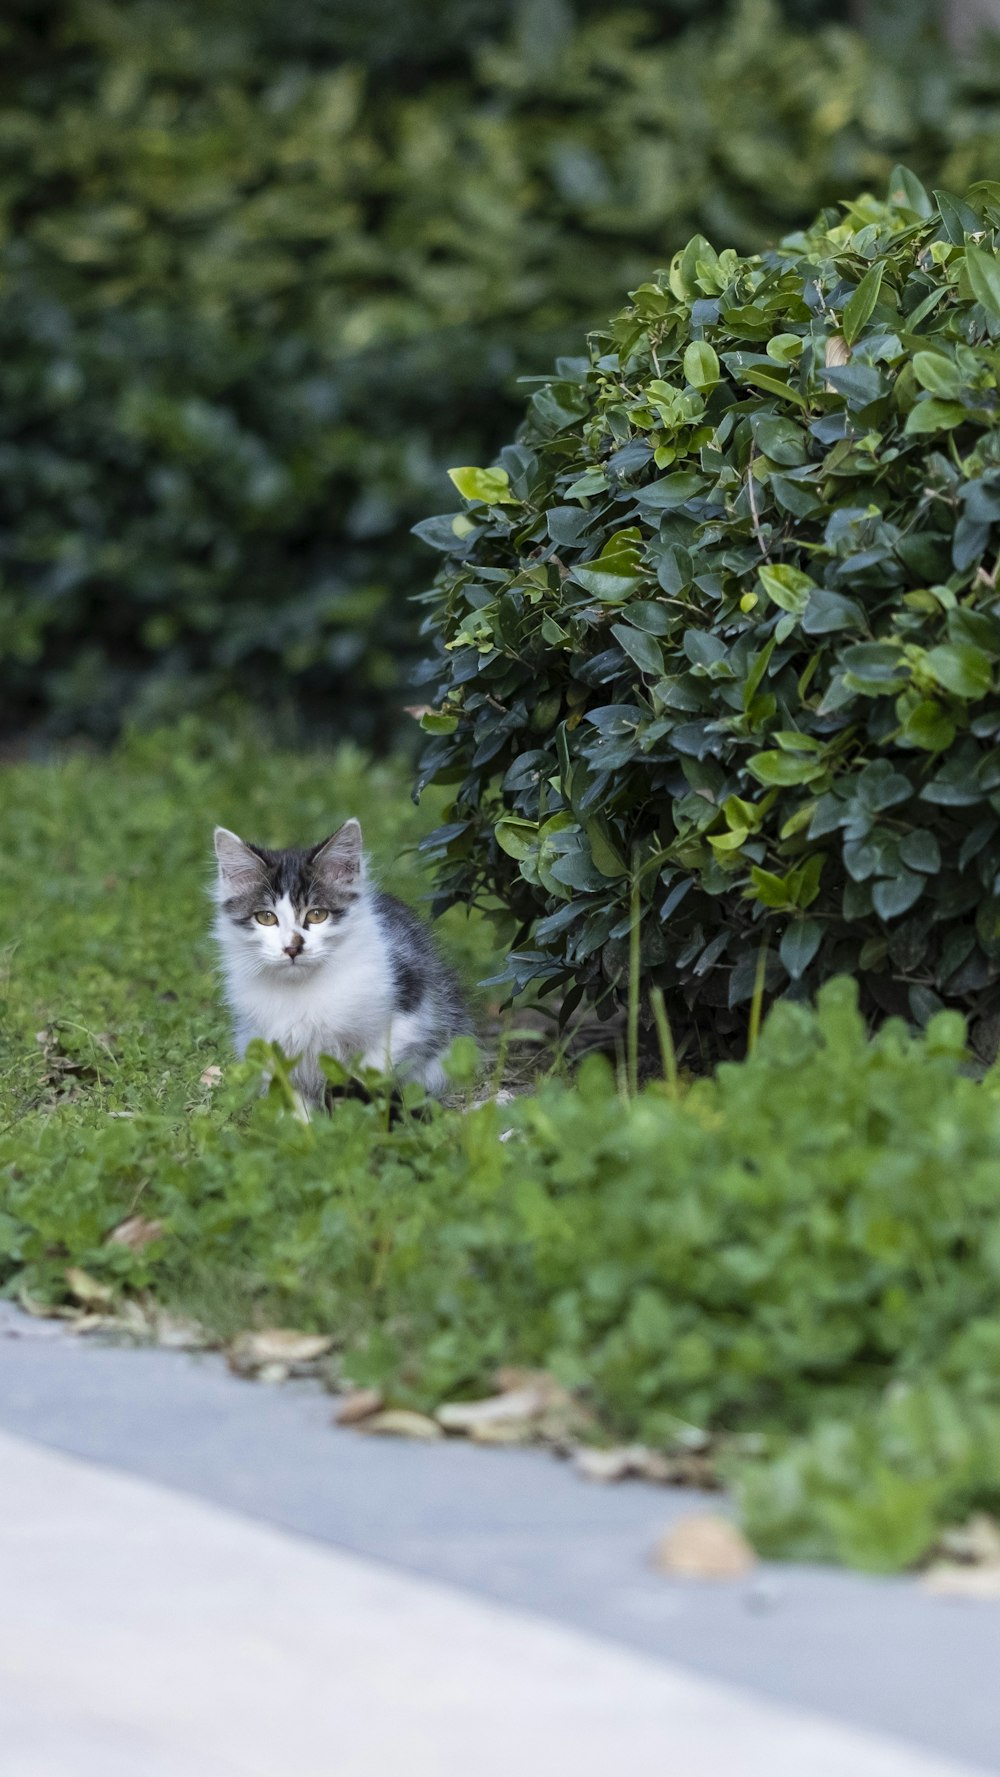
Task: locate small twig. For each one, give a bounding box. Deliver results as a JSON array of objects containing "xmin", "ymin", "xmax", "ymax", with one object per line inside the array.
[{"xmin": 746, "ymin": 451, "xmax": 772, "ymax": 561}]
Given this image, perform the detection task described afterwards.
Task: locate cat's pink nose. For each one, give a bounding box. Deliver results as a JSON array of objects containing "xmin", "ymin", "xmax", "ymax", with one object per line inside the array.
[{"xmin": 283, "ymin": 933, "xmax": 304, "ymax": 960}]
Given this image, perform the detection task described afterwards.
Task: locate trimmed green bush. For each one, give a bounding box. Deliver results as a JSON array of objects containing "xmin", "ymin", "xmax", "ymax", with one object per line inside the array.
[
  {"xmin": 416, "ymin": 174, "xmax": 1000, "ymax": 1045},
  {"xmin": 3, "ymin": 0, "xmax": 999, "ymax": 738}
]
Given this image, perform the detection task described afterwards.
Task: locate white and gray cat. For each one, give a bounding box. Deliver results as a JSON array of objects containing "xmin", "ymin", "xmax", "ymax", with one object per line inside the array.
[{"xmin": 212, "ymin": 819, "xmax": 470, "ymax": 1103}]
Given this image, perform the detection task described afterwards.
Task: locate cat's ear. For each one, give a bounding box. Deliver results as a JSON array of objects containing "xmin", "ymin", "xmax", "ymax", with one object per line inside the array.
[
  {"xmin": 214, "ymin": 827, "xmax": 265, "ymax": 892},
  {"xmin": 310, "ymin": 819, "xmax": 364, "ymax": 893}
]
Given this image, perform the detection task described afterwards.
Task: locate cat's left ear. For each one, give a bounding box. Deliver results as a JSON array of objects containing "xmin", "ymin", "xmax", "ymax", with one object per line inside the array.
[
  {"xmin": 214, "ymin": 826, "xmax": 265, "ymax": 892},
  {"xmin": 310, "ymin": 819, "xmax": 364, "ymax": 892}
]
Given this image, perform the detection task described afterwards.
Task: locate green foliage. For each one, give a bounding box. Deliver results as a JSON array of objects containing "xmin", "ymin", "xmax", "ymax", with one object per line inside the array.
[
  {"xmin": 0, "ymin": 719, "xmax": 492, "ymax": 1123},
  {"xmin": 4, "ymin": 0, "xmax": 1000, "ymax": 736},
  {"xmin": 2, "ymin": 735, "xmax": 1000, "ymax": 1574},
  {"xmin": 416, "ymin": 176, "xmax": 1000, "ymax": 1041}
]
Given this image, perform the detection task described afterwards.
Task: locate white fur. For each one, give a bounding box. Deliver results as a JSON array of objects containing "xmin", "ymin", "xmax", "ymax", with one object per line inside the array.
[{"xmin": 211, "ymin": 831, "xmax": 442, "ymax": 1103}]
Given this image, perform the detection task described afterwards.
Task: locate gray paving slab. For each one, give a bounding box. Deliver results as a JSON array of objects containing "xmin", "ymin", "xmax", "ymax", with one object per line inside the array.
[
  {"xmin": 0, "ymin": 1314, "xmax": 997, "ymax": 1770},
  {"xmin": 4, "ymin": 1427, "xmax": 987, "ymax": 1777}
]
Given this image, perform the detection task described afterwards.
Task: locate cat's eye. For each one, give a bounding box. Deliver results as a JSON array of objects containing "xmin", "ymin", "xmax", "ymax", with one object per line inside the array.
[
  {"xmin": 304, "ymin": 907, "xmax": 330, "ymax": 924},
  {"xmin": 253, "ymin": 910, "xmax": 279, "ymax": 926}
]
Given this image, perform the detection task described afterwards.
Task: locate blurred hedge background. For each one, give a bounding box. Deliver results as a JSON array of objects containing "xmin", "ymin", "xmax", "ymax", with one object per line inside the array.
[{"xmin": 2, "ymin": 0, "xmax": 999, "ymax": 743}]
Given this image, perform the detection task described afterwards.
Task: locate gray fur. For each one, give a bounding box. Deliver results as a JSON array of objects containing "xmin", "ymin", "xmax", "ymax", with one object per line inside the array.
[
  {"xmin": 371, "ymin": 889, "xmax": 473, "ymax": 1069},
  {"xmin": 212, "ymin": 819, "xmax": 472, "ymax": 1101}
]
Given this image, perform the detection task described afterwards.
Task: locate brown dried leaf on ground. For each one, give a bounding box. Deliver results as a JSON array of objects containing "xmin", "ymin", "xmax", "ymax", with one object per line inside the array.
[
  {"xmin": 466, "ymin": 1419, "xmax": 536, "ymax": 1447},
  {"xmin": 922, "ymin": 1514, "xmax": 1000, "ymax": 1598},
  {"xmin": 575, "ymin": 1444, "xmax": 719, "ymax": 1487},
  {"xmin": 574, "ymin": 1447, "xmax": 637, "ymax": 1483},
  {"xmin": 151, "ymin": 1309, "xmax": 212, "ymax": 1350},
  {"xmin": 359, "ymin": 1409, "xmax": 444, "ymax": 1441},
  {"xmin": 69, "ymin": 1313, "xmax": 117, "ymax": 1335},
  {"xmin": 111, "ymin": 1299, "xmax": 157, "ymax": 1338},
  {"xmin": 436, "ymin": 1384, "xmax": 553, "ymax": 1434},
  {"xmin": 938, "ymin": 1514, "xmax": 1000, "ymax": 1565},
  {"xmin": 335, "ymin": 1388, "xmax": 384, "ymax": 1426},
  {"xmin": 17, "ymin": 1291, "xmax": 76, "ymax": 1321},
  {"xmin": 34, "ymin": 1024, "xmax": 115, "ymax": 1095},
  {"xmin": 64, "ymin": 1267, "xmax": 114, "ymax": 1309},
  {"xmin": 107, "ymin": 1215, "xmax": 165, "ymax": 1252},
  {"xmin": 922, "ymin": 1562, "xmax": 1000, "ymax": 1599},
  {"xmin": 199, "ymin": 1065, "xmax": 224, "ymax": 1087},
  {"xmin": 437, "ymin": 1369, "xmax": 593, "ymax": 1446},
  {"xmin": 653, "ymin": 1513, "xmax": 757, "ymax": 1580},
  {"xmin": 228, "ymin": 1328, "xmax": 333, "ymax": 1376}
]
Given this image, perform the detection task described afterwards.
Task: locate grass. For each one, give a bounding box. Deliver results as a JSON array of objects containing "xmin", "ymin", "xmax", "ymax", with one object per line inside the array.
[
  {"xmin": 0, "ymin": 717, "xmax": 498, "ymax": 1120},
  {"xmin": 3, "ymin": 720, "xmax": 1000, "ymax": 1574}
]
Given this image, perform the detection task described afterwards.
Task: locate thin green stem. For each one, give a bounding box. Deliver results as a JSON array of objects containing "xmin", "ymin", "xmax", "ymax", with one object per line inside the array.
[
  {"xmin": 627, "ymin": 869, "xmax": 641, "ymax": 1098},
  {"xmin": 650, "ymin": 987, "xmax": 679, "ymax": 1098}
]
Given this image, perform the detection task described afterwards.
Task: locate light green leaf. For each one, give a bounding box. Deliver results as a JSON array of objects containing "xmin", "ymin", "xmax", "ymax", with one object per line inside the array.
[
  {"xmin": 494, "ymin": 817, "xmax": 537, "ymax": 861},
  {"xmin": 912, "ymin": 353, "xmax": 964, "ymax": 399},
  {"xmin": 888, "ymin": 165, "xmax": 932, "ymax": 218},
  {"xmin": 898, "ymin": 698, "xmax": 956, "ymax": 753},
  {"xmin": 904, "ymin": 400, "xmax": 967, "ymax": 436},
  {"xmin": 682, "ymin": 342, "xmax": 720, "ymax": 390},
  {"xmin": 583, "ymin": 818, "xmax": 628, "ymax": 877},
  {"xmin": 571, "ymin": 567, "xmax": 642, "ymax": 602},
  {"xmin": 448, "ymin": 465, "xmax": 518, "ymax": 505},
  {"xmin": 747, "ymin": 750, "xmax": 824, "ymax": 787},
  {"xmin": 965, "ymin": 244, "xmax": 1000, "ymax": 322},
  {"xmin": 737, "ymin": 368, "xmax": 808, "ymax": 408},
  {"xmin": 924, "ymin": 642, "xmax": 993, "ymax": 699},
  {"xmin": 758, "ymin": 564, "xmax": 816, "ymax": 616},
  {"xmin": 842, "ymin": 262, "xmax": 885, "ymax": 347}
]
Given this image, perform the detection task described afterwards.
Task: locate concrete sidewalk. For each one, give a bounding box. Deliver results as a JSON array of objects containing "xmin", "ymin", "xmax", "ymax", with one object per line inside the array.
[
  {"xmin": 1, "ymin": 1308, "xmax": 998, "ymax": 1773},
  {"xmin": 0, "ymin": 1427, "xmax": 993, "ymax": 1777}
]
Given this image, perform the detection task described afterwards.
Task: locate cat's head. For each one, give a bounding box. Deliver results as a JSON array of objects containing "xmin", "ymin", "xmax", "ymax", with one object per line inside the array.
[{"xmin": 212, "ymin": 819, "xmax": 366, "ymax": 972}]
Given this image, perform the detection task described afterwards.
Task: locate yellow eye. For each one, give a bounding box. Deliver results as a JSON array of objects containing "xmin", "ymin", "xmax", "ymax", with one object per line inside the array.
[
  {"xmin": 253, "ymin": 910, "xmax": 278, "ymax": 926},
  {"xmin": 304, "ymin": 907, "xmax": 330, "ymax": 924}
]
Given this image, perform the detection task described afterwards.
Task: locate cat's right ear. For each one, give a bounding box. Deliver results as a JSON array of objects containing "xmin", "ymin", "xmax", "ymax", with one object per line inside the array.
[{"xmin": 214, "ymin": 827, "xmax": 264, "ymax": 892}]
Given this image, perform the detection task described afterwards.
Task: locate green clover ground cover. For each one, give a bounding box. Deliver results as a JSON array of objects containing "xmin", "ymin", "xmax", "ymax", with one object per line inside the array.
[{"xmin": 2, "ymin": 723, "xmax": 1000, "ymax": 1571}]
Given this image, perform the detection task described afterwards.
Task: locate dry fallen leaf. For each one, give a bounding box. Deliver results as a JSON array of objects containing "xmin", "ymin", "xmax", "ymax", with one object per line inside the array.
[
  {"xmin": 468, "ymin": 1419, "xmax": 536, "ymax": 1447},
  {"xmin": 436, "ymin": 1384, "xmax": 551, "ymax": 1433},
  {"xmin": 228, "ymin": 1328, "xmax": 333, "ymax": 1376},
  {"xmin": 107, "ymin": 1215, "xmax": 165, "ymax": 1252},
  {"xmin": 360, "ymin": 1409, "xmax": 444, "ymax": 1441},
  {"xmin": 257, "ymin": 1362, "xmax": 290, "ymax": 1384},
  {"xmin": 17, "ymin": 1291, "xmax": 76, "ymax": 1321},
  {"xmin": 64, "ymin": 1266, "xmax": 114, "ymax": 1309},
  {"xmin": 437, "ymin": 1370, "xmax": 592, "ymax": 1446},
  {"xmin": 112, "ymin": 1299, "xmax": 156, "ymax": 1338},
  {"xmin": 335, "ymin": 1387, "xmax": 384, "ymax": 1426},
  {"xmin": 575, "ymin": 1446, "xmax": 643, "ymax": 1483},
  {"xmin": 938, "ymin": 1513, "xmax": 1000, "ymax": 1566},
  {"xmin": 69, "ymin": 1312, "xmax": 116, "ymax": 1335},
  {"xmin": 575, "ymin": 1443, "xmax": 718, "ymax": 1487},
  {"xmin": 653, "ymin": 1513, "xmax": 757, "ymax": 1580},
  {"xmin": 922, "ymin": 1562, "xmax": 1000, "ymax": 1600},
  {"xmin": 153, "ymin": 1310, "xmax": 211, "ymax": 1350},
  {"xmin": 199, "ymin": 1065, "xmax": 223, "ymax": 1087}
]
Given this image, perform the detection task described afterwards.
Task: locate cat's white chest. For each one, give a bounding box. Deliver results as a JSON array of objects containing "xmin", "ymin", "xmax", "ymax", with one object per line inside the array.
[{"xmin": 233, "ymin": 951, "xmax": 391, "ymax": 1062}]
